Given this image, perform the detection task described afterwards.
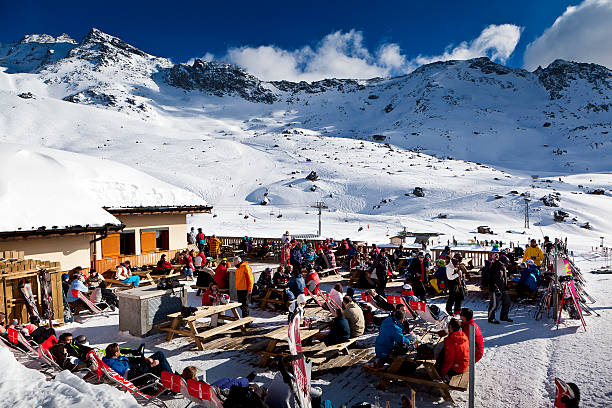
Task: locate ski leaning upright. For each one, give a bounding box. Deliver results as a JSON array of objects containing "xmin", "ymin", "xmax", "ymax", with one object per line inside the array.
[
  {"xmin": 38, "ymin": 269, "xmax": 54, "ymax": 325},
  {"xmin": 19, "ymin": 279, "xmax": 40, "ymax": 322}
]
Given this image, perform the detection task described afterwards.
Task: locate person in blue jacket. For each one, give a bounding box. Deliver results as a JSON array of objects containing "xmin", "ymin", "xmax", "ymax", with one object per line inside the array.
[
  {"xmin": 518, "ymin": 260, "xmax": 539, "ymax": 295},
  {"xmin": 66, "ymin": 273, "xmax": 89, "ymax": 308},
  {"xmin": 103, "ymin": 343, "xmax": 172, "ymax": 381},
  {"xmin": 375, "ymin": 310, "xmax": 412, "ymax": 360},
  {"xmin": 288, "ymin": 270, "xmax": 305, "ymax": 299},
  {"xmin": 290, "ymin": 243, "xmax": 303, "ymax": 273}
]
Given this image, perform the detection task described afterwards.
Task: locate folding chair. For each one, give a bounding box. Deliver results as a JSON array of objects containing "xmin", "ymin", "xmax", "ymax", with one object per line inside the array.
[
  {"xmin": 186, "ymin": 379, "xmax": 224, "ymax": 408},
  {"xmin": 86, "ymin": 351, "xmax": 166, "ymax": 406},
  {"xmin": 409, "ymin": 300, "xmax": 438, "ymax": 324},
  {"xmin": 73, "ymin": 290, "xmax": 109, "ymax": 318},
  {"xmin": 386, "ymin": 295, "xmax": 418, "ymax": 319}
]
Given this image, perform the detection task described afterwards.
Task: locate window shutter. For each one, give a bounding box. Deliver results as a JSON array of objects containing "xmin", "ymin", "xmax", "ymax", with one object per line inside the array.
[
  {"xmin": 141, "ymin": 230, "xmax": 157, "ymax": 253},
  {"xmin": 101, "ymin": 234, "xmax": 120, "ymax": 258}
]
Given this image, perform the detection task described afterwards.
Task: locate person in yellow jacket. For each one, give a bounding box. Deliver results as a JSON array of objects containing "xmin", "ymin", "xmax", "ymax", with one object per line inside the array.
[
  {"xmin": 233, "ymin": 256, "xmax": 253, "ymax": 318},
  {"xmin": 523, "ymin": 239, "xmax": 544, "ymax": 266}
]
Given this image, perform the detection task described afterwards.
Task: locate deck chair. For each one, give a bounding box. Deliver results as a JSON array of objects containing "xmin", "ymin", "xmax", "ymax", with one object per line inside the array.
[
  {"xmin": 186, "ymin": 378, "xmax": 224, "ymax": 408},
  {"xmin": 386, "ymin": 295, "xmax": 418, "ymax": 319},
  {"xmin": 72, "ymin": 290, "xmax": 109, "ymax": 317},
  {"xmin": 38, "ymin": 344, "xmax": 63, "ymax": 371},
  {"xmin": 409, "ymin": 300, "xmax": 438, "ymax": 324},
  {"xmin": 306, "ymin": 288, "xmax": 329, "ymax": 311},
  {"xmin": 86, "ymin": 351, "xmax": 166, "ymax": 406}
]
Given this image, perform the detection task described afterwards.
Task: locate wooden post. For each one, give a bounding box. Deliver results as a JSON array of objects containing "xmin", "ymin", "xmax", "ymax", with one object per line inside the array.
[{"xmin": 469, "ymin": 323, "xmax": 475, "ymax": 408}]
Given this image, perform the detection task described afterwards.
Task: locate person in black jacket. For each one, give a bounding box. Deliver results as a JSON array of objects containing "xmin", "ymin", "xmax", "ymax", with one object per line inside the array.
[
  {"xmin": 370, "ymin": 249, "xmax": 393, "ymax": 296},
  {"xmin": 324, "ymin": 307, "xmax": 350, "ymax": 346},
  {"xmin": 407, "ymin": 252, "xmax": 430, "ymax": 300},
  {"xmin": 487, "ymin": 256, "xmax": 513, "ymax": 324}
]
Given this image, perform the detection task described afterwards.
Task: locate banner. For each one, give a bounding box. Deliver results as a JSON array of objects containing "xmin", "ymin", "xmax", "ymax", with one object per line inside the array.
[{"xmin": 287, "ymin": 309, "xmax": 312, "ymax": 408}]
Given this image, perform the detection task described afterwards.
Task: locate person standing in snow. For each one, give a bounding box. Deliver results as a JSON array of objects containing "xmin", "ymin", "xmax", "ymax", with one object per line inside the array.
[
  {"xmin": 281, "ymin": 231, "xmax": 291, "ymax": 245},
  {"xmin": 445, "ymin": 258, "xmax": 465, "ymax": 315},
  {"xmin": 488, "ymin": 255, "xmax": 512, "ymax": 324},
  {"xmin": 289, "ymin": 241, "xmax": 303, "ymax": 274},
  {"xmin": 187, "ymin": 227, "xmax": 197, "ymax": 245},
  {"xmin": 234, "ymin": 257, "xmax": 253, "ymax": 318},
  {"xmin": 407, "ymin": 251, "xmax": 429, "ymax": 300},
  {"xmin": 207, "ymin": 234, "xmax": 221, "ymax": 259},
  {"xmin": 370, "ymin": 249, "xmax": 393, "ymax": 296},
  {"xmin": 197, "ymin": 228, "xmax": 206, "ymax": 252}
]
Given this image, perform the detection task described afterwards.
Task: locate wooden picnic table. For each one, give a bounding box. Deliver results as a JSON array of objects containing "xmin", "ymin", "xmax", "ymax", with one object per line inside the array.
[
  {"xmin": 362, "ymin": 331, "xmax": 468, "ymax": 403},
  {"xmin": 257, "ymin": 325, "xmax": 321, "ymax": 367},
  {"xmin": 255, "ymin": 287, "xmax": 287, "ymax": 310},
  {"xmin": 161, "ymin": 302, "xmax": 254, "ymax": 350}
]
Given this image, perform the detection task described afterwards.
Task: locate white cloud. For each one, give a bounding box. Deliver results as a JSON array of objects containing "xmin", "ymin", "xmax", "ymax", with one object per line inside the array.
[
  {"xmin": 214, "ymin": 25, "xmax": 522, "ymax": 82},
  {"xmin": 186, "ymin": 52, "xmax": 214, "ymax": 65},
  {"xmin": 414, "ymin": 24, "xmax": 522, "ymax": 66},
  {"xmin": 524, "ymin": 0, "xmax": 612, "ymax": 70}
]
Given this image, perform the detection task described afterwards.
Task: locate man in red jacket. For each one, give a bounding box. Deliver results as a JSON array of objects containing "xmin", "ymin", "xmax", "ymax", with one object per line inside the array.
[
  {"xmin": 459, "ymin": 307, "xmax": 484, "ymax": 363},
  {"xmin": 436, "ymin": 319, "xmax": 469, "ymax": 381}
]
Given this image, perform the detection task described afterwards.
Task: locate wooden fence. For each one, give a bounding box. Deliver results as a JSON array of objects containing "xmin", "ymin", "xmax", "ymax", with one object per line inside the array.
[{"xmin": 0, "ymin": 253, "xmax": 63, "ymax": 324}]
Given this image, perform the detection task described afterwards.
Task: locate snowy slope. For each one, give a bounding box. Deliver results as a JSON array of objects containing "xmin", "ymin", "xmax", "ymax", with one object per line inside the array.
[
  {"xmin": 0, "ymin": 28, "xmax": 610, "ymax": 243},
  {"xmin": 0, "ymin": 143, "xmax": 207, "ymax": 232}
]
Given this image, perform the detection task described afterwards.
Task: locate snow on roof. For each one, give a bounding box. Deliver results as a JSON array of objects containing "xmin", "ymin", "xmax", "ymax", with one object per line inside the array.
[{"xmin": 0, "ymin": 143, "xmax": 207, "ymax": 233}]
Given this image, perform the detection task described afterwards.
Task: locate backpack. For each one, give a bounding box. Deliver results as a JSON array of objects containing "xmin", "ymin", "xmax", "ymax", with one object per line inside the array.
[{"xmin": 223, "ymin": 385, "xmax": 269, "ymax": 408}]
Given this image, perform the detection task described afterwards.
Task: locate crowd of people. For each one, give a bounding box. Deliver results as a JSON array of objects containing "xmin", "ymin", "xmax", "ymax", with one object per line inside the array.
[{"xmin": 4, "ymin": 229, "xmax": 576, "ymax": 408}]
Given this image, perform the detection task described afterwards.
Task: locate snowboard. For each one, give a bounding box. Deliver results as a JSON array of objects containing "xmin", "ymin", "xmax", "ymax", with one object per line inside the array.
[
  {"xmin": 38, "ymin": 269, "xmax": 54, "ymax": 325},
  {"xmin": 19, "ymin": 280, "xmax": 40, "ymax": 322}
]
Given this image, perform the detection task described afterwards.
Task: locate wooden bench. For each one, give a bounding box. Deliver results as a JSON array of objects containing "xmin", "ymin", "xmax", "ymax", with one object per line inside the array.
[
  {"xmin": 307, "ymin": 337, "xmax": 358, "ymax": 364},
  {"xmin": 256, "ymin": 325, "xmax": 322, "ymax": 367},
  {"xmin": 195, "ymin": 317, "xmax": 255, "ymax": 341},
  {"xmin": 318, "ymin": 267, "xmax": 341, "ymax": 277}
]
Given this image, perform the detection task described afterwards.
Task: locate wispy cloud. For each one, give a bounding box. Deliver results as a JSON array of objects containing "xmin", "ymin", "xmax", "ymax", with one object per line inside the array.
[
  {"xmin": 524, "ymin": 0, "xmax": 612, "ymax": 70},
  {"xmin": 197, "ymin": 25, "xmax": 522, "ymax": 82}
]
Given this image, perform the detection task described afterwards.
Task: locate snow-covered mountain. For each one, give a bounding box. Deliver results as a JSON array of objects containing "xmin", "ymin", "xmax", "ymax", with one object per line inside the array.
[{"xmin": 1, "ymin": 28, "xmax": 611, "ymax": 243}]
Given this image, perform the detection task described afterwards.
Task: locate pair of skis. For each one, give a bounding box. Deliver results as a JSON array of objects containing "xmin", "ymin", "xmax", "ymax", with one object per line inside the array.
[{"xmin": 17, "ymin": 269, "xmax": 54, "ymax": 325}]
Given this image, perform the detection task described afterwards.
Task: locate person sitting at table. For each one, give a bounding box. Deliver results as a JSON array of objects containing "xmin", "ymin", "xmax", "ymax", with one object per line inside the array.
[
  {"xmin": 304, "ymin": 266, "xmax": 320, "ymax": 293},
  {"xmin": 329, "ymin": 283, "xmax": 344, "ymax": 309},
  {"xmin": 325, "ymin": 248, "xmax": 337, "ymax": 268},
  {"xmin": 273, "ymin": 265, "xmax": 290, "ymax": 287},
  {"xmin": 86, "ymin": 269, "xmax": 104, "ymax": 288},
  {"xmin": 193, "ymin": 251, "xmax": 204, "ymax": 268},
  {"xmin": 156, "ymin": 254, "xmax": 173, "ymax": 270},
  {"xmin": 256, "ymin": 240, "xmax": 272, "ymax": 259},
  {"xmin": 342, "ymin": 296, "xmax": 365, "ymax": 338},
  {"xmin": 375, "ymin": 310, "xmax": 412, "ymax": 362},
  {"xmin": 324, "ymin": 307, "xmax": 350, "ymax": 346},
  {"xmin": 435, "ymin": 318, "xmax": 469, "ymax": 381},
  {"xmin": 213, "ymin": 259, "xmax": 229, "ymax": 289},
  {"xmin": 254, "ymin": 267, "xmax": 273, "ymax": 297},
  {"xmin": 288, "ymin": 270, "xmax": 305, "ymax": 300},
  {"xmin": 366, "ymin": 289, "xmax": 396, "ymax": 312},
  {"xmin": 116, "ymin": 261, "xmax": 140, "ymax": 287},
  {"xmin": 103, "ymin": 342, "xmax": 173, "ymax": 382},
  {"xmin": 202, "ymin": 283, "xmax": 220, "ymax": 306}
]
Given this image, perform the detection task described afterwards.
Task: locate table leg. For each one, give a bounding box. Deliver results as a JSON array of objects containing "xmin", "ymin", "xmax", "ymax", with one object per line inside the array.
[
  {"xmin": 259, "ymin": 289, "xmax": 271, "ymax": 310},
  {"xmin": 189, "ymin": 320, "xmax": 203, "ymax": 350},
  {"xmin": 259, "ymin": 339, "xmax": 278, "ymax": 367},
  {"xmin": 165, "ymin": 317, "xmax": 180, "ymax": 341},
  {"xmin": 424, "ymin": 363, "xmax": 453, "ymax": 402},
  {"xmin": 377, "ymin": 357, "xmax": 405, "ymax": 390},
  {"xmin": 231, "ymin": 307, "xmax": 240, "ymax": 320}
]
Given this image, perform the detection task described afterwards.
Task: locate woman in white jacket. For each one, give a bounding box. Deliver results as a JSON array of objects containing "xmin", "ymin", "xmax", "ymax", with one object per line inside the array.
[{"xmin": 445, "ymin": 258, "xmax": 464, "ymax": 315}]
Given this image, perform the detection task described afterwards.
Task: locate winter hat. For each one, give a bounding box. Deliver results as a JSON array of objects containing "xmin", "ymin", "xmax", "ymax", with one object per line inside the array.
[
  {"xmin": 264, "ymin": 268, "xmax": 272, "ymax": 274},
  {"xmin": 62, "ymin": 273, "xmax": 70, "ymax": 281}
]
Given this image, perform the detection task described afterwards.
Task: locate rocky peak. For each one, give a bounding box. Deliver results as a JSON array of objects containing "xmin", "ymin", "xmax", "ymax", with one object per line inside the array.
[
  {"xmin": 70, "ymin": 28, "xmax": 150, "ymax": 61},
  {"xmin": 535, "ymin": 59, "xmax": 612, "ymax": 100},
  {"xmin": 166, "ymin": 59, "xmax": 276, "ymax": 103},
  {"xmin": 270, "ymin": 78, "xmax": 362, "ymax": 94},
  {"xmin": 19, "ymin": 33, "xmax": 77, "ymax": 44}
]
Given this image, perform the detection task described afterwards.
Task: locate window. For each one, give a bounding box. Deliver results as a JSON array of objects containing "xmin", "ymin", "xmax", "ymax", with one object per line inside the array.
[
  {"xmin": 120, "ymin": 231, "xmax": 136, "ymax": 255},
  {"xmin": 141, "ymin": 228, "xmax": 169, "ymax": 253},
  {"xmin": 101, "ymin": 234, "xmax": 120, "ymax": 258},
  {"xmin": 156, "ymin": 230, "xmax": 170, "ymax": 250}
]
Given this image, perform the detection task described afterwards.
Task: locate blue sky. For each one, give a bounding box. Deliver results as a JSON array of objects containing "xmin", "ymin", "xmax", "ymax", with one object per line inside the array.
[{"xmin": 1, "ymin": 0, "xmax": 610, "ymax": 80}]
